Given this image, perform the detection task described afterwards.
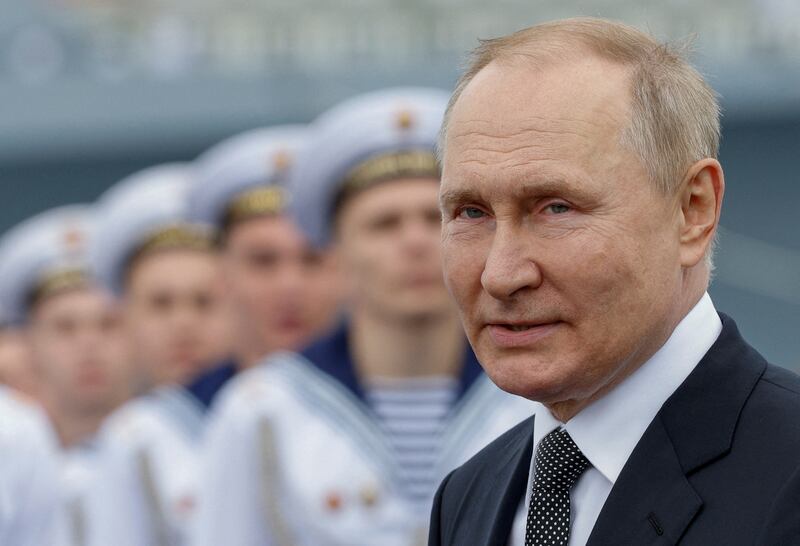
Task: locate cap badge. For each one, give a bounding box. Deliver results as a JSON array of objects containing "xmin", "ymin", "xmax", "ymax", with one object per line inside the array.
[{"xmin": 395, "ymin": 109, "xmax": 415, "ymax": 132}]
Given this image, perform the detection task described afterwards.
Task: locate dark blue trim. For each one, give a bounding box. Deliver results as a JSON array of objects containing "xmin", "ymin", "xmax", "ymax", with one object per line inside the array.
[
  {"xmin": 300, "ymin": 322, "xmax": 484, "ymax": 403},
  {"xmin": 301, "ymin": 324, "xmax": 366, "ymax": 401},
  {"xmin": 184, "ymin": 360, "xmax": 238, "ymax": 410}
]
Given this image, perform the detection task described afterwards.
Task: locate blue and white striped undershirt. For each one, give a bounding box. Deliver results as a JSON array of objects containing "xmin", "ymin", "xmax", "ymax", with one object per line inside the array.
[{"xmin": 365, "ymin": 375, "xmax": 459, "ymax": 509}]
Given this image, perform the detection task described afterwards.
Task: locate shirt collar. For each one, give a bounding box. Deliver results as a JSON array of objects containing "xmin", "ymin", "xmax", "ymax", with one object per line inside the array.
[{"xmin": 531, "ymin": 292, "xmax": 722, "ymax": 485}]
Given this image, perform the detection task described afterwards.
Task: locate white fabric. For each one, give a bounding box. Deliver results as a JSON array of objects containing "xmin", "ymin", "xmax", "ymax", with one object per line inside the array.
[
  {"xmin": 192, "ymin": 353, "xmax": 534, "ymax": 546},
  {"xmin": 0, "ymin": 388, "xmax": 60, "ymax": 546},
  {"xmin": 288, "ymin": 87, "xmax": 449, "ymax": 248},
  {"xmin": 0, "ymin": 205, "xmax": 95, "ymax": 325},
  {"xmin": 510, "ymin": 293, "xmax": 722, "ymax": 546},
  {"xmin": 54, "ymin": 441, "xmax": 99, "ymax": 546},
  {"xmin": 189, "ymin": 126, "xmax": 307, "ymax": 225},
  {"xmin": 86, "ymin": 387, "xmax": 204, "ymax": 546}
]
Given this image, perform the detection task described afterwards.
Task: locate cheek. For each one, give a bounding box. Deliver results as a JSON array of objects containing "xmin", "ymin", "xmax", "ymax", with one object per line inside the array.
[
  {"xmin": 344, "ymin": 244, "xmax": 383, "ymax": 287},
  {"xmin": 442, "ymin": 240, "xmax": 483, "ymax": 304},
  {"xmin": 548, "ymin": 234, "xmax": 665, "ymax": 355},
  {"xmin": 34, "ymin": 341, "xmax": 62, "ymax": 372},
  {"xmin": 230, "ymin": 273, "xmax": 272, "ymax": 308}
]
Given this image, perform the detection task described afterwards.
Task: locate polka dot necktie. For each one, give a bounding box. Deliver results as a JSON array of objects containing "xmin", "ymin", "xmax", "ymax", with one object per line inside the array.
[{"xmin": 524, "ymin": 428, "xmax": 590, "ymax": 546}]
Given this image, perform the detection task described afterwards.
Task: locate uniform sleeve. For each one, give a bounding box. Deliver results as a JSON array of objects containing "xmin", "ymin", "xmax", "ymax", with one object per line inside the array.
[
  {"xmin": 85, "ymin": 431, "xmax": 157, "ymax": 546},
  {"xmin": 2, "ymin": 419, "xmax": 61, "ymax": 546},
  {"xmin": 191, "ymin": 397, "xmax": 272, "ymax": 546}
]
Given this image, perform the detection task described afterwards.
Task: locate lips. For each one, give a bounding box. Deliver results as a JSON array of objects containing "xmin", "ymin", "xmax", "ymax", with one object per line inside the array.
[{"xmin": 486, "ymin": 321, "xmax": 561, "ymax": 348}]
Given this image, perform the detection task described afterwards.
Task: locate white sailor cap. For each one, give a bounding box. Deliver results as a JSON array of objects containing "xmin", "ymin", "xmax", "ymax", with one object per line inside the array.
[
  {"xmin": 0, "ymin": 205, "xmax": 96, "ymax": 325},
  {"xmin": 190, "ymin": 125, "xmax": 307, "ymax": 231},
  {"xmin": 288, "ymin": 87, "xmax": 449, "ymax": 248},
  {"xmin": 92, "ymin": 163, "xmax": 214, "ymax": 295}
]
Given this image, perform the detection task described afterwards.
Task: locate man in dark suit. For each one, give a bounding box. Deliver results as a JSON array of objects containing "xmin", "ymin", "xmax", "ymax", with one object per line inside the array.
[{"xmin": 431, "ymin": 16, "xmax": 800, "ymax": 546}]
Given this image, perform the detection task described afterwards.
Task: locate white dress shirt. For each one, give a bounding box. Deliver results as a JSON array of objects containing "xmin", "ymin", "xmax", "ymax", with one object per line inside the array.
[{"xmin": 509, "ymin": 293, "xmax": 722, "ymax": 546}]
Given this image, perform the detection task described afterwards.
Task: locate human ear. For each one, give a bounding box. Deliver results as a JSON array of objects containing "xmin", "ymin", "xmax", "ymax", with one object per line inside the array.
[{"xmin": 677, "ymin": 158, "xmax": 725, "ymax": 268}]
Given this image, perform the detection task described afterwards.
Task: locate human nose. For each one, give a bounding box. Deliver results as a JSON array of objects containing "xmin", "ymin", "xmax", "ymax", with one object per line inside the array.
[{"xmin": 480, "ymin": 224, "xmax": 542, "ymax": 300}]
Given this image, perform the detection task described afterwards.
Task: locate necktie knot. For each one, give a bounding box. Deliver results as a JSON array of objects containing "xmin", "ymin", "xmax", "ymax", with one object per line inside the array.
[{"xmin": 533, "ymin": 428, "xmax": 590, "ymax": 491}]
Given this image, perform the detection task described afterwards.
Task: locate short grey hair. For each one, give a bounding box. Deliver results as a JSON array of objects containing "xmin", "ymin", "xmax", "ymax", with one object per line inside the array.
[{"xmin": 439, "ymin": 17, "xmax": 721, "ymax": 195}]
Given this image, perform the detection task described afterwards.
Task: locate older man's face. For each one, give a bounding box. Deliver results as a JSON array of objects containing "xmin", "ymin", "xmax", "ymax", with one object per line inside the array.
[{"xmin": 440, "ymin": 56, "xmax": 686, "ymax": 408}]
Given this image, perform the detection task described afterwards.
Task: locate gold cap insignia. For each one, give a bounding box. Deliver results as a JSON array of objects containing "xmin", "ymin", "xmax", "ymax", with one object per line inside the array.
[
  {"xmin": 271, "ymin": 149, "xmax": 293, "ymax": 173},
  {"xmin": 395, "ymin": 109, "xmax": 415, "ymax": 131},
  {"xmin": 62, "ymin": 226, "xmax": 85, "ymax": 253}
]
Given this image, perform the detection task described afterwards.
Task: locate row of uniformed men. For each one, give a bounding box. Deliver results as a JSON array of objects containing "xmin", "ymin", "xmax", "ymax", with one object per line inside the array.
[{"xmin": 0, "ymin": 88, "xmax": 533, "ymax": 546}]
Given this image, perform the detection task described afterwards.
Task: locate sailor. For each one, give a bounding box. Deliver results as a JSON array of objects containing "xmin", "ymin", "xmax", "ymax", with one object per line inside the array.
[
  {"xmin": 0, "ymin": 205, "xmax": 135, "ymax": 546},
  {"xmin": 84, "ymin": 165, "xmax": 232, "ymax": 546},
  {"xmin": 0, "ymin": 386, "xmax": 61, "ymax": 546},
  {"xmin": 192, "ymin": 88, "xmax": 533, "ymax": 546},
  {"xmin": 0, "ymin": 305, "xmax": 38, "ymax": 399},
  {"xmin": 185, "ymin": 125, "xmax": 342, "ymax": 406},
  {"xmin": 92, "ymin": 165, "xmax": 232, "ymax": 391}
]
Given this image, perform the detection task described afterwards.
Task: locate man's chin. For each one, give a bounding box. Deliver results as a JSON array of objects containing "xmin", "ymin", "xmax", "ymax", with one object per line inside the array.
[{"xmin": 482, "ymin": 360, "xmax": 574, "ymax": 403}]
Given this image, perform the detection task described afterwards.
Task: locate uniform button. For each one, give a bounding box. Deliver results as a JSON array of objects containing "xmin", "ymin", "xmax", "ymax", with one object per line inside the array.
[
  {"xmin": 324, "ymin": 491, "xmax": 344, "ymax": 513},
  {"xmin": 359, "ymin": 485, "xmax": 379, "ymax": 508}
]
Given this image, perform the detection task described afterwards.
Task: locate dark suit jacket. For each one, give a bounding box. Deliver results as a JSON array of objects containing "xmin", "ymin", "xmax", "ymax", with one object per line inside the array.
[{"xmin": 429, "ymin": 315, "xmax": 800, "ymax": 545}]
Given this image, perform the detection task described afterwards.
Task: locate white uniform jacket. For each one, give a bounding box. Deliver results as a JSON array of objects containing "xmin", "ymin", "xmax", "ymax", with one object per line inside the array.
[
  {"xmin": 193, "ymin": 325, "xmax": 533, "ymax": 546},
  {"xmin": 86, "ymin": 386, "xmax": 206, "ymax": 546},
  {"xmin": 0, "ymin": 387, "xmax": 60, "ymax": 546}
]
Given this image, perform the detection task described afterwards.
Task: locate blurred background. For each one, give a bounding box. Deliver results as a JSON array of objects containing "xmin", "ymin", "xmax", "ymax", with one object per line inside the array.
[{"xmin": 1, "ymin": 0, "xmax": 798, "ymax": 368}]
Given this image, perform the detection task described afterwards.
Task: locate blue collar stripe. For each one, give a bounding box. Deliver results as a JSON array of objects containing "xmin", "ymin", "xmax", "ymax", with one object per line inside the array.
[{"xmin": 300, "ymin": 323, "xmax": 485, "ymax": 404}]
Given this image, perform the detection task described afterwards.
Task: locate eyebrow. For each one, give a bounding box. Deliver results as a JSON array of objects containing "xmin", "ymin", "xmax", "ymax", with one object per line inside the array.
[
  {"xmin": 439, "ymin": 187, "xmax": 480, "ymax": 210},
  {"xmin": 440, "ymin": 176, "xmax": 596, "ymax": 209}
]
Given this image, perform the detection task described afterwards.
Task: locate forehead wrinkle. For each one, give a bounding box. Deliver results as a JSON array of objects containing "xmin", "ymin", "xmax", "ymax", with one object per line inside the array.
[
  {"xmin": 448, "ymin": 115, "xmax": 610, "ymax": 157},
  {"xmin": 449, "ymin": 117, "xmax": 605, "ymax": 139},
  {"xmin": 450, "ymin": 130, "xmax": 599, "ymax": 173}
]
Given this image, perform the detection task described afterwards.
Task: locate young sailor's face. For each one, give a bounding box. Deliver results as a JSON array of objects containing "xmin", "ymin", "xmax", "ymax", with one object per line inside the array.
[
  {"xmin": 222, "ymin": 215, "xmax": 341, "ymax": 358},
  {"xmin": 123, "ymin": 249, "xmax": 232, "ymax": 386},
  {"xmin": 334, "ymin": 177, "xmax": 456, "ymax": 320},
  {"xmin": 28, "ymin": 286, "xmax": 133, "ymax": 413}
]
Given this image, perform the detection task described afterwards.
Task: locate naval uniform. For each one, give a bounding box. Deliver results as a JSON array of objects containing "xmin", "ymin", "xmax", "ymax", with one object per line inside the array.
[
  {"xmin": 85, "ymin": 164, "xmax": 221, "ymax": 546},
  {"xmin": 86, "ymin": 387, "xmax": 206, "ymax": 546},
  {"xmin": 0, "ymin": 387, "xmax": 60, "ymax": 546},
  {"xmin": 184, "ymin": 360, "xmax": 238, "ymax": 410},
  {"xmin": 192, "ymin": 325, "xmax": 532, "ymax": 546},
  {"xmin": 55, "ymin": 441, "xmax": 100, "ymax": 546}
]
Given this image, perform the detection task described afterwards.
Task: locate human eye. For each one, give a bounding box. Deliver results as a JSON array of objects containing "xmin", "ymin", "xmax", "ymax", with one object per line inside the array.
[
  {"xmin": 543, "ymin": 202, "xmax": 572, "ymax": 215},
  {"xmin": 457, "ymin": 206, "xmax": 487, "ymax": 220},
  {"xmin": 368, "ymin": 213, "xmax": 401, "ymax": 233}
]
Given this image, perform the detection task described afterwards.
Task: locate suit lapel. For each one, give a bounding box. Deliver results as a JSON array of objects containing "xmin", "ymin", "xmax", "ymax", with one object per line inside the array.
[
  {"xmin": 588, "ymin": 314, "xmax": 766, "ymax": 545},
  {"xmin": 448, "ymin": 416, "xmax": 533, "ymax": 546},
  {"xmin": 586, "ymin": 419, "xmax": 702, "ymax": 545},
  {"xmin": 484, "ymin": 416, "xmax": 534, "ymax": 546}
]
